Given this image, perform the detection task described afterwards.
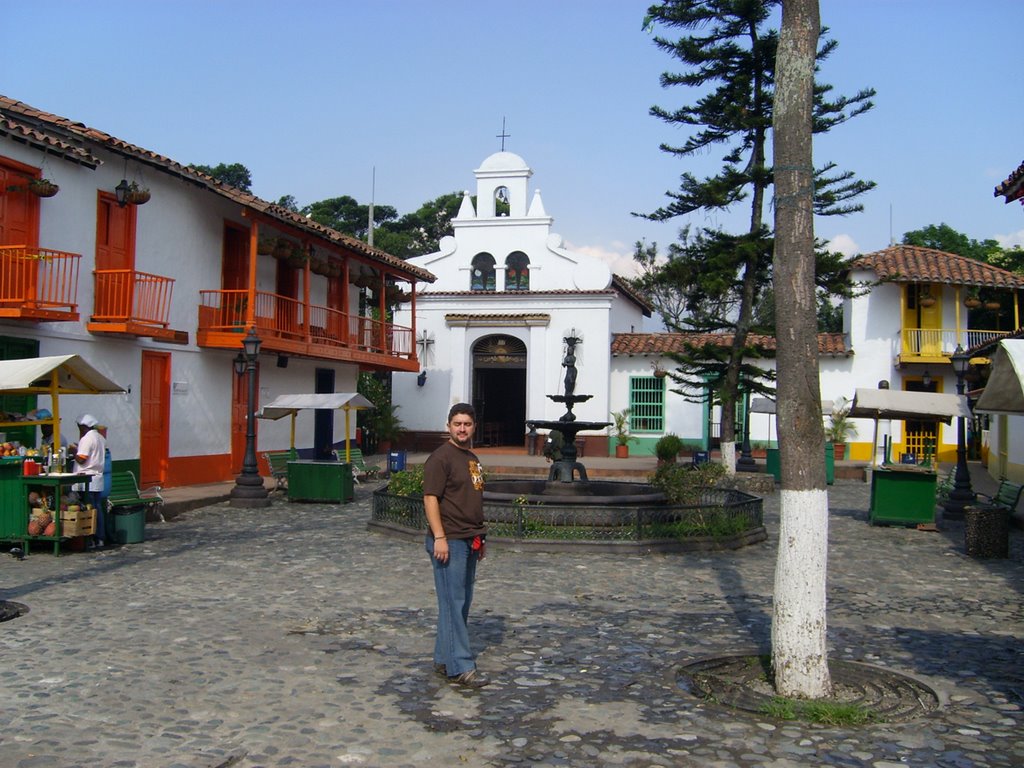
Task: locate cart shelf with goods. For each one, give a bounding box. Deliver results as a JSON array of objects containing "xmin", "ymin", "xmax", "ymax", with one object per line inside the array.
[
  {"xmin": 0, "ymin": 355, "xmax": 125, "ymax": 554},
  {"xmin": 257, "ymin": 393, "xmax": 375, "ymax": 503},
  {"xmin": 849, "ymin": 388, "xmax": 970, "ymax": 527}
]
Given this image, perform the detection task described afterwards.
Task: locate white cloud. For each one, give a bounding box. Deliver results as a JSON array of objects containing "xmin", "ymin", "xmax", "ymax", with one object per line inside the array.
[
  {"xmin": 995, "ymin": 228, "xmax": 1024, "ymax": 249},
  {"xmin": 826, "ymin": 234, "xmax": 860, "ymax": 256},
  {"xmin": 563, "ymin": 239, "xmax": 642, "ymax": 277}
]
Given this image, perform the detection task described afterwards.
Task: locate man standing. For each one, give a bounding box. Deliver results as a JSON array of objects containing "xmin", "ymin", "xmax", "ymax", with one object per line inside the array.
[
  {"xmin": 73, "ymin": 414, "xmax": 106, "ymax": 549},
  {"xmin": 423, "ymin": 403, "xmax": 489, "ymax": 688}
]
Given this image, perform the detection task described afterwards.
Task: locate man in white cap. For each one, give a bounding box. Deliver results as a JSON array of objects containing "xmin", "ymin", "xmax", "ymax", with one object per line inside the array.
[{"xmin": 74, "ymin": 414, "xmax": 106, "ymax": 548}]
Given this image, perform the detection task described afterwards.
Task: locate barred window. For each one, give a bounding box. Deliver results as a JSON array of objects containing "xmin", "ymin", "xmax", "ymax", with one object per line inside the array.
[{"xmin": 629, "ymin": 376, "xmax": 664, "ymax": 433}]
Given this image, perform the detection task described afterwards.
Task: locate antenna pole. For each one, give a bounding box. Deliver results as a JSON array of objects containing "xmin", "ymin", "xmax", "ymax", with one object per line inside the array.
[{"xmin": 368, "ymin": 166, "xmax": 376, "ymax": 247}]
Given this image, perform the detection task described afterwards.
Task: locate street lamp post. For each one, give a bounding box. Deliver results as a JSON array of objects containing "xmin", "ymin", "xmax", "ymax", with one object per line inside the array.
[
  {"xmin": 230, "ymin": 328, "xmax": 271, "ymax": 508},
  {"xmin": 737, "ymin": 390, "xmax": 757, "ymax": 472},
  {"xmin": 943, "ymin": 343, "xmax": 975, "ymax": 518}
]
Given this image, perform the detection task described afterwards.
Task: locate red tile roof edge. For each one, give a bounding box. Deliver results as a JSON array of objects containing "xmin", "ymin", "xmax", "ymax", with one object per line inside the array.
[
  {"xmin": 0, "ymin": 96, "xmax": 433, "ymax": 283},
  {"xmin": 995, "ymin": 160, "xmax": 1024, "ymax": 204}
]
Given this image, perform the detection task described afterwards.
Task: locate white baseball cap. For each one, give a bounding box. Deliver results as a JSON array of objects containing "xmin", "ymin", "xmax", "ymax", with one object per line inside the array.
[{"xmin": 77, "ymin": 414, "xmax": 99, "ymax": 428}]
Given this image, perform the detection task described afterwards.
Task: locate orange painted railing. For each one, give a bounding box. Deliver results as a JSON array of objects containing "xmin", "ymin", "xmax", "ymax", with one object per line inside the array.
[
  {"xmin": 93, "ymin": 269, "xmax": 175, "ymax": 326},
  {"xmin": 198, "ymin": 289, "xmax": 413, "ymax": 358},
  {"xmin": 0, "ymin": 245, "xmax": 81, "ymax": 311}
]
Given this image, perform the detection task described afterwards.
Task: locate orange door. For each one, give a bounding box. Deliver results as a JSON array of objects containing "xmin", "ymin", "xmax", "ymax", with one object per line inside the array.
[
  {"xmin": 222, "ymin": 223, "xmax": 249, "ymax": 326},
  {"xmin": 139, "ymin": 351, "xmax": 170, "ymax": 486},
  {"xmin": 276, "ymin": 259, "xmax": 298, "ymax": 335},
  {"xmin": 0, "ymin": 159, "xmax": 40, "ymax": 302},
  {"xmin": 231, "ymin": 361, "xmax": 260, "ymax": 473},
  {"xmin": 95, "ymin": 193, "xmax": 137, "ymax": 319}
]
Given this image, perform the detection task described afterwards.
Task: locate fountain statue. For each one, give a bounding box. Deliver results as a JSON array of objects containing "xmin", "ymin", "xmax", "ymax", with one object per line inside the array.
[{"xmin": 526, "ymin": 332, "xmax": 611, "ymax": 482}]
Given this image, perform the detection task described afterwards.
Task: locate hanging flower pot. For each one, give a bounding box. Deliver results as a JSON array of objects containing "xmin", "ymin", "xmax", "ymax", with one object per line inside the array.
[
  {"xmin": 964, "ymin": 296, "xmax": 982, "ymax": 308},
  {"xmin": 125, "ymin": 182, "xmax": 150, "ymax": 205},
  {"xmin": 257, "ymin": 237, "xmax": 275, "ymax": 255},
  {"xmin": 273, "ymin": 239, "xmax": 292, "ymax": 259},
  {"xmin": 919, "ymin": 294, "xmax": 936, "ymax": 307},
  {"xmin": 27, "ymin": 178, "xmax": 59, "ymax": 198},
  {"xmin": 985, "ymin": 301, "xmax": 1001, "ymax": 310}
]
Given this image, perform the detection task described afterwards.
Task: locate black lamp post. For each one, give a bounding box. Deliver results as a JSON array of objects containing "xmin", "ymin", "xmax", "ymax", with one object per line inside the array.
[
  {"xmin": 230, "ymin": 328, "xmax": 270, "ymax": 508},
  {"xmin": 944, "ymin": 343, "xmax": 975, "ymax": 518},
  {"xmin": 737, "ymin": 389, "xmax": 757, "ymax": 471}
]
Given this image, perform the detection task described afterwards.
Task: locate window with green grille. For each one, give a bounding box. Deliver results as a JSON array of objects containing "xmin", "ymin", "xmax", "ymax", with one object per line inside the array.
[{"xmin": 629, "ymin": 376, "xmax": 664, "ymax": 432}]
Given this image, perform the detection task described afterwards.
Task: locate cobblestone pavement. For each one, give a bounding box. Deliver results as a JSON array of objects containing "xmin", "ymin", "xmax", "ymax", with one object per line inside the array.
[{"xmin": 2, "ymin": 479, "xmax": 1022, "ymax": 768}]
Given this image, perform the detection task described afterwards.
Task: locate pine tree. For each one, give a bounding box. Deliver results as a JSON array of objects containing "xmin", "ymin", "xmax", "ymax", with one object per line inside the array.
[{"xmin": 638, "ymin": 0, "xmax": 874, "ymax": 472}]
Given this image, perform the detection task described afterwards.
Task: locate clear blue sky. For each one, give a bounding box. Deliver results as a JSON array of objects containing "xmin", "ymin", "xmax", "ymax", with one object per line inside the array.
[{"xmin": 4, "ymin": 0, "xmax": 1022, "ymax": 277}]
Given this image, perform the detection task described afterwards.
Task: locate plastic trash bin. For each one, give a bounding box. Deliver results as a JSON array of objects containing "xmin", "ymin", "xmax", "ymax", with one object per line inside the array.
[
  {"xmin": 388, "ymin": 450, "xmax": 407, "ymax": 473},
  {"xmin": 112, "ymin": 507, "xmax": 145, "ymax": 545}
]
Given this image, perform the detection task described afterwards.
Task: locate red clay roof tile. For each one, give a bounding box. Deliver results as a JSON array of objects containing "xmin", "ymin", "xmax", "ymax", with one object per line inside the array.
[
  {"xmin": 996, "ymin": 160, "xmax": 1024, "ymax": 204},
  {"xmin": 850, "ymin": 245, "xmax": 1024, "ymax": 289}
]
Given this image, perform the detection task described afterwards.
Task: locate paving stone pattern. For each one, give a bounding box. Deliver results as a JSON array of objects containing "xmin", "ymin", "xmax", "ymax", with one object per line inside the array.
[{"xmin": 1, "ymin": 480, "xmax": 1022, "ymax": 767}]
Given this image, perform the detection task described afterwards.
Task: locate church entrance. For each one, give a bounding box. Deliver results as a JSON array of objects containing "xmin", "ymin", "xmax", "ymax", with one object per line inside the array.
[{"xmin": 472, "ymin": 335, "xmax": 527, "ymax": 447}]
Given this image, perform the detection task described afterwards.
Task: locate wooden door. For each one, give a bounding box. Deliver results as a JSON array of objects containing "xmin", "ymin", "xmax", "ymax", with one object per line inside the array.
[
  {"xmin": 95, "ymin": 193, "xmax": 137, "ymax": 319},
  {"xmin": 0, "ymin": 159, "xmax": 39, "ymax": 246},
  {"xmin": 276, "ymin": 259, "xmax": 299, "ymax": 336},
  {"xmin": 139, "ymin": 351, "xmax": 170, "ymax": 486},
  {"xmin": 231, "ymin": 361, "xmax": 260, "ymax": 473}
]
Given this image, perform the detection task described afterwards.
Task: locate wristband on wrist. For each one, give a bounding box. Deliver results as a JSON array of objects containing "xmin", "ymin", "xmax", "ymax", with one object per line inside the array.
[{"xmin": 435, "ymin": 535, "xmax": 446, "ymax": 540}]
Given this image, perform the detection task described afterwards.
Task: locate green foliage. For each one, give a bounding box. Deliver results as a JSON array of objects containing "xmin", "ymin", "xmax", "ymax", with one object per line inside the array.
[
  {"xmin": 902, "ymin": 223, "xmax": 1002, "ymax": 263},
  {"xmin": 371, "ymin": 404, "xmax": 404, "ymax": 443},
  {"xmin": 825, "ymin": 396, "xmax": 857, "ymax": 443},
  {"xmin": 302, "ymin": 196, "xmax": 399, "ymax": 240},
  {"xmin": 387, "ymin": 465, "xmax": 424, "ymax": 498},
  {"xmin": 760, "ymin": 696, "xmax": 879, "ymax": 726},
  {"xmin": 649, "ymin": 461, "xmax": 727, "ymax": 504},
  {"xmin": 610, "ymin": 409, "xmax": 632, "ymax": 445},
  {"xmin": 192, "ymin": 162, "xmax": 253, "ymax": 192},
  {"xmin": 635, "ymin": 0, "xmax": 874, "ymax": 443},
  {"xmin": 655, "ymin": 433, "xmax": 684, "ymax": 462}
]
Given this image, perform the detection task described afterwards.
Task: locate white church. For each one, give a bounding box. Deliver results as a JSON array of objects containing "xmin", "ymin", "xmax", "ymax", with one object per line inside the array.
[{"xmin": 392, "ymin": 151, "xmax": 652, "ymax": 455}]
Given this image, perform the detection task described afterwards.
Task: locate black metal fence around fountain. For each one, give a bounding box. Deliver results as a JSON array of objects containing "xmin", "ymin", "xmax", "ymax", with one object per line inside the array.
[
  {"xmin": 368, "ymin": 330, "xmax": 766, "ymax": 552},
  {"xmin": 525, "ymin": 332, "xmax": 610, "ymax": 482}
]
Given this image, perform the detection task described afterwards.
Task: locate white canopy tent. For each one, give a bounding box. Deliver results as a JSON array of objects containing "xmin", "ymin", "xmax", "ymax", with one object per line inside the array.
[
  {"xmin": 975, "ymin": 340, "xmax": 1024, "ymax": 415},
  {"xmin": 0, "ymin": 355, "xmax": 126, "ymax": 443},
  {"xmin": 849, "ymin": 388, "xmax": 971, "ymax": 466},
  {"xmin": 257, "ymin": 393, "xmax": 375, "ymax": 459}
]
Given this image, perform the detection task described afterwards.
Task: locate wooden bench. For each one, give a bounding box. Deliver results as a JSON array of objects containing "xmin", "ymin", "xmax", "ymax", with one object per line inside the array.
[
  {"xmin": 265, "ymin": 450, "xmax": 296, "ymax": 491},
  {"xmin": 333, "ymin": 447, "xmax": 380, "ymax": 484},
  {"xmin": 976, "ymin": 480, "xmax": 1024, "ymax": 513},
  {"xmin": 107, "ymin": 471, "xmax": 163, "ymax": 517}
]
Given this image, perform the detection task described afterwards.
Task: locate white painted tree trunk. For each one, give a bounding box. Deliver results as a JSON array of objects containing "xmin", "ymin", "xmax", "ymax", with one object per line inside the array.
[
  {"xmin": 771, "ymin": 0, "xmax": 833, "ymax": 699},
  {"xmin": 771, "ymin": 488, "xmax": 832, "ymax": 697},
  {"xmin": 720, "ymin": 440, "xmax": 736, "ymax": 477}
]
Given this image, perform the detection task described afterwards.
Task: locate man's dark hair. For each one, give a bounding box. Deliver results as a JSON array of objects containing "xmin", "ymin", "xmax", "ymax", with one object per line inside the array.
[{"xmin": 448, "ymin": 402, "xmax": 476, "ymax": 423}]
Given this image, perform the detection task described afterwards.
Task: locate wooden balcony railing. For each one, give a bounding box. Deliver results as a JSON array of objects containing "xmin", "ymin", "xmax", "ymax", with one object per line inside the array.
[
  {"xmin": 0, "ymin": 245, "xmax": 81, "ymax": 321},
  {"xmin": 197, "ymin": 289, "xmax": 416, "ymax": 369},
  {"xmin": 92, "ymin": 269, "xmax": 175, "ymax": 326},
  {"xmin": 901, "ymin": 328, "xmax": 1010, "ymax": 359},
  {"xmin": 88, "ymin": 269, "xmax": 185, "ymax": 342}
]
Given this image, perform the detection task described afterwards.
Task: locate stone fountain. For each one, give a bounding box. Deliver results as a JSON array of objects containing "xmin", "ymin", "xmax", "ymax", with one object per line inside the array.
[{"xmin": 525, "ymin": 331, "xmax": 612, "ymax": 483}]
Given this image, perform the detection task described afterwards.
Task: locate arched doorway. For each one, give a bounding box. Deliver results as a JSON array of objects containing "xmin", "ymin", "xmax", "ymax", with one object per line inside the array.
[{"xmin": 472, "ymin": 334, "xmax": 527, "ymax": 447}]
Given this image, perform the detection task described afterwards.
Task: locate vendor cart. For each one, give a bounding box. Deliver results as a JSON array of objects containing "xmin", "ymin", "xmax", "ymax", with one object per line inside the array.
[
  {"xmin": 0, "ymin": 355, "xmax": 125, "ymax": 554},
  {"xmin": 258, "ymin": 393, "xmax": 374, "ymax": 503},
  {"xmin": 849, "ymin": 388, "xmax": 969, "ymax": 526}
]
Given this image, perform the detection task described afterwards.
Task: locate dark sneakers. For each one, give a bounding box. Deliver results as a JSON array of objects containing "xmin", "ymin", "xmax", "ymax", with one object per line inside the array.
[
  {"xmin": 448, "ymin": 669, "xmax": 490, "ymax": 688},
  {"xmin": 433, "ymin": 663, "xmax": 447, "ymax": 677}
]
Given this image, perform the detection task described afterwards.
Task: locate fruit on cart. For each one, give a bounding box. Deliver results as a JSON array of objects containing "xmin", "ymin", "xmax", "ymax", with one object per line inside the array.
[
  {"xmin": 28, "ymin": 491, "xmax": 42, "ymax": 506},
  {"xmin": 27, "ymin": 520, "xmax": 41, "ymax": 536},
  {"xmin": 35, "ymin": 512, "xmax": 52, "ymax": 529},
  {"xmin": 43, "ymin": 521, "xmax": 56, "ymax": 536}
]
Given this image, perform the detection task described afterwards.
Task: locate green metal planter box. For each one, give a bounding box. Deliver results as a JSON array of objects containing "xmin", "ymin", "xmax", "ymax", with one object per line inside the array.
[
  {"xmin": 0, "ymin": 456, "xmax": 26, "ymax": 542},
  {"xmin": 287, "ymin": 461, "xmax": 354, "ymax": 503},
  {"xmin": 765, "ymin": 445, "xmax": 833, "ymax": 485},
  {"xmin": 869, "ymin": 466, "xmax": 937, "ymax": 526}
]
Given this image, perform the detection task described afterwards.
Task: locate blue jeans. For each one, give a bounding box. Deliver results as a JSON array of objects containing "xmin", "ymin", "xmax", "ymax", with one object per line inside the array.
[{"xmin": 425, "ymin": 536, "xmax": 479, "ymax": 677}]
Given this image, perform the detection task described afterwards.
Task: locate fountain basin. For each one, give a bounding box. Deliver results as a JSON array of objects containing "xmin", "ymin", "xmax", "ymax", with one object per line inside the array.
[{"xmin": 484, "ymin": 479, "xmax": 665, "ymax": 505}]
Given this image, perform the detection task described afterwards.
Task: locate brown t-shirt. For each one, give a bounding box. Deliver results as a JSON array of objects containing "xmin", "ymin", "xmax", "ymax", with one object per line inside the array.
[{"xmin": 423, "ymin": 441, "xmax": 486, "ymax": 540}]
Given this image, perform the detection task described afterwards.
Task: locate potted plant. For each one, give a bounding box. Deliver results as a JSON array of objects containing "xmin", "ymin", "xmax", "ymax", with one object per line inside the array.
[
  {"xmin": 964, "ymin": 289, "xmax": 982, "ymax": 309},
  {"xmin": 610, "ymin": 408, "xmax": 631, "ymax": 458},
  {"xmin": 371, "ymin": 404, "xmax": 404, "ymax": 456},
  {"xmin": 655, "ymin": 433, "xmax": 683, "ymax": 465},
  {"xmin": 825, "ymin": 396, "xmax": 857, "ymax": 461},
  {"xmin": 651, "ymin": 360, "xmax": 668, "ymax": 378},
  {"xmin": 919, "ymin": 290, "xmax": 935, "ymax": 307},
  {"xmin": 27, "ymin": 178, "xmax": 59, "ymax": 198},
  {"xmin": 125, "ymin": 181, "xmax": 150, "ymax": 205}
]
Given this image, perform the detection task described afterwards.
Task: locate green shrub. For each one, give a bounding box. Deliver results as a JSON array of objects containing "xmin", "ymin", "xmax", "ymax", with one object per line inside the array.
[
  {"xmin": 649, "ymin": 461, "xmax": 726, "ymax": 504},
  {"xmin": 655, "ymin": 433, "xmax": 684, "ymax": 462},
  {"xmin": 387, "ymin": 465, "xmax": 424, "ymax": 497}
]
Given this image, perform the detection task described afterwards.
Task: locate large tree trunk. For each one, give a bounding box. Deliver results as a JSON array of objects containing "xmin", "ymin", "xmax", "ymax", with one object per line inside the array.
[{"xmin": 771, "ymin": 0, "xmax": 832, "ymax": 699}]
